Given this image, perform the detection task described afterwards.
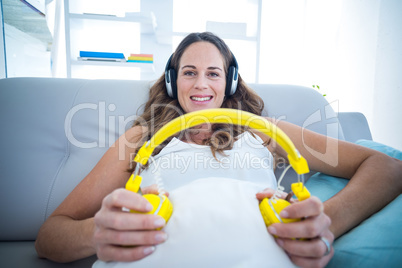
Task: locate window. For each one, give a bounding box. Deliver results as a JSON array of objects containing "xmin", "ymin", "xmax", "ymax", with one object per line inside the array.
[{"xmin": 1, "ymin": 0, "xmax": 52, "ymax": 78}]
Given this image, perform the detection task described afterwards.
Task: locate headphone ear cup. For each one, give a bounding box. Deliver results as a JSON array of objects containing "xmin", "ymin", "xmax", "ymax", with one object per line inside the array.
[
  {"xmin": 169, "ymin": 69, "xmax": 177, "ymax": 99},
  {"xmin": 166, "ymin": 68, "xmax": 177, "ymax": 99},
  {"xmin": 226, "ymin": 66, "xmax": 238, "ymax": 96},
  {"xmin": 225, "ymin": 66, "xmax": 234, "ymax": 96}
]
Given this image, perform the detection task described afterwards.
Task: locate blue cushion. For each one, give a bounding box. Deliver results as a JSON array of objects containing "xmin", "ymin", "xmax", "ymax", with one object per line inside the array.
[{"xmin": 305, "ymin": 140, "xmax": 402, "ymax": 267}]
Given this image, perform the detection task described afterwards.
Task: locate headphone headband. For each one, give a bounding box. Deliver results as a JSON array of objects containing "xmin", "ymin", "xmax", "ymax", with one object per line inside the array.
[{"xmin": 134, "ymin": 108, "xmax": 309, "ymax": 175}]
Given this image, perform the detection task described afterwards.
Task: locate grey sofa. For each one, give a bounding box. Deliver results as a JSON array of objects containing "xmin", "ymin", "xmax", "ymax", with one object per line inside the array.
[{"xmin": 0, "ymin": 77, "xmax": 374, "ymax": 267}]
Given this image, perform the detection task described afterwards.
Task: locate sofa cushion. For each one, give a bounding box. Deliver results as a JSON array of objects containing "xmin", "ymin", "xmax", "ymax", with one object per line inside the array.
[
  {"xmin": 0, "ymin": 78, "xmax": 150, "ymax": 240},
  {"xmin": 251, "ymin": 84, "xmax": 344, "ymax": 141},
  {"xmin": 306, "ymin": 139, "xmax": 402, "ymax": 267}
]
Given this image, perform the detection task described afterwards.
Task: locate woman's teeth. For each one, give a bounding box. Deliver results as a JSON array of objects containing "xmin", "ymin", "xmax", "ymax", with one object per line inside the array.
[{"xmin": 191, "ymin": 96, "xmax": 212, "ymax": 101}]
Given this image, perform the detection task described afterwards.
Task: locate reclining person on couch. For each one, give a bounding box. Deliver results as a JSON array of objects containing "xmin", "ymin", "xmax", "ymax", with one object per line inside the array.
[{"xmin": 35, "ymin": 32, "xmax": 402, "ymax": 268}]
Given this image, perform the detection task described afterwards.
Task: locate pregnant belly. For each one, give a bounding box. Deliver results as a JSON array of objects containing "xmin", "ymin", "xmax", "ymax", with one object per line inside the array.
[{"xmin": 94, "ymin": 177, "xmax": 295, "ymax": 268}]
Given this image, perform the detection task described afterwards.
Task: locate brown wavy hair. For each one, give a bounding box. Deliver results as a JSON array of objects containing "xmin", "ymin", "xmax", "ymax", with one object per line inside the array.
[{"xmin": 129, "ymin": 32, "xmax": 265, "ymax": 171}]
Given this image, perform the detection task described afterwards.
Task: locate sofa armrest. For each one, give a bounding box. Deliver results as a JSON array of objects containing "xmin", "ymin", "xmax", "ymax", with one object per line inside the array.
[{"xmin": 337, "ymin": 112, "xmax": 372, "ymax": 142}]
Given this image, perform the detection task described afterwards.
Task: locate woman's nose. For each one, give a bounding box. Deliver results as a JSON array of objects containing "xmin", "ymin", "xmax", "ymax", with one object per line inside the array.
[{"xmin": 194, "ymin": 74, "xmax": 208, "ymax": 89}]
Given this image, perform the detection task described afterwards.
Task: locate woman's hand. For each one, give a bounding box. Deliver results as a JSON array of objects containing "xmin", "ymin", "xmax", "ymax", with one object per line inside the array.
[
  {"xmin": 256, "ymin": 189, "xmax": 334, "ymax": 268},
  {"xmin": 93, "ymin": 186, "xmax": 169, "ymax": 262}
]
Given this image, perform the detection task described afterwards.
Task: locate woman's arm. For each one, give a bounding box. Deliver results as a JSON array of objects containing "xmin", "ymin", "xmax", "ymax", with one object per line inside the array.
[
  {"xmin": 269, "ymin": 119, "xmax": 402, "ymax": 238},
  {"xmin": 35, "ymin": 126, "xmax": 168, "ymax": 263},
  {"xmin": 255, "ymin": 118, "xmax": 401, "ymax": 267}
]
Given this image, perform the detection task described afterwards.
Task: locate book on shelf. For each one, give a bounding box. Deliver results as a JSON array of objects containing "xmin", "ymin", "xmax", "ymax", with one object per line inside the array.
[
  {"xmin": 77, "ymin": 52, "xmax": 155, "ymax": 63},
  {"xmin": 79, "ymin": 51, "xmax": 126, "ymax": 59},
  {"xmin": 78, "ymin": 57, "xmax": 126, "ymax": 62},
  {"xmin": 128, "ymin": 56, "xmax": 153, "ymax": 61},
  {"xmin": 130, "ymin": 53, "xmax": 153, "ymax": 58},
  {"xmin": 127, "ymin": 53, "xmax": 153, "ymax": 64},
  {"xmin": 127, "ymin": 60, "xmax": 153, "ymax": 63}
]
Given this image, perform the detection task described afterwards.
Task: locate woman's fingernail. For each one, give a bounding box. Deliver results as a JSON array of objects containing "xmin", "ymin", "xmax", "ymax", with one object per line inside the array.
[
  {"xmin": 280, "ymin": 210, "xmax": 289, "ymax": 218},
  {"xmin": 155, "ymin": 232, "xmax": 168, "ymax": 242},
  {"xmin": 154, "ymin": 218, "xmax": 166, "ymax": 228},
  {"xmin": 276, "ymin": 238, "xmax": 284, "ymax": 247},
  {"xmin": 146, "ymin": 203, "xmax": 153, "ymax": 211},
  {"xmin": 143, "ymin": 246, "xmax": 155, "ymax": 255},
  {"xmin": 268, "ymin": 226, "xmax": 277, "ymax": 235}
]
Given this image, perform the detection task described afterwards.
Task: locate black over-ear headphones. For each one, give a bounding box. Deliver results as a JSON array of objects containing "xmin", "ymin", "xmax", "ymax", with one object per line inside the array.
[{"xmin": 165, "ymin": 52, "xmax": 239, "ymax": 99}]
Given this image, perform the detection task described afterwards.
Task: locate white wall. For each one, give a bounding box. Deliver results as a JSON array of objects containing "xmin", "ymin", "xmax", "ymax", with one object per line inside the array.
[
  {"xmin": 328, "ymin": 0, "xmax": 379, "ymax": 121},
  {"xmin": 372, "ymin": 0, "xmax": 402, "ymax": 150},
  {"xmin": 259, "ymin": 0, "xmax": 401, "ymax": 150},
  {"xmin": 329, "ymin": 0, "xmax": 401, "ymax": 150}
]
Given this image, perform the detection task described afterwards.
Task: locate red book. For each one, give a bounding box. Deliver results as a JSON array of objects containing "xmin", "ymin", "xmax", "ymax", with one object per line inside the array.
[{"xmin": 130, "ymin": 53, "xmax": 153, "ymax": 58}]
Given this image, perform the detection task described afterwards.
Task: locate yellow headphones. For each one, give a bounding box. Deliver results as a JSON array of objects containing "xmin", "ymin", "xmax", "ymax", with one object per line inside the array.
[{"xmin": 125, "ymin": 108, "xmax": 311, "ymax": 227}]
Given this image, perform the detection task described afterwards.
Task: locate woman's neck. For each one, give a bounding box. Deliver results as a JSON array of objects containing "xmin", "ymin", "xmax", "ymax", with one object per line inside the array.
[{"xmin": 182, "ymin": 123, "xmax": 212, "ymax": 145}]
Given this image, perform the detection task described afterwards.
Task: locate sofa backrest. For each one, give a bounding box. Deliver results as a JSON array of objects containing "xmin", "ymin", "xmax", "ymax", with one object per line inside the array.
[{"xmin": 0, "ymin": 77, "xmax": 343, "ymax": 241}]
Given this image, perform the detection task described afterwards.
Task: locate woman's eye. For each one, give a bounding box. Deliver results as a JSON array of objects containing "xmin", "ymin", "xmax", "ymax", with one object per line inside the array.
[
  {"xmin": 184, "ymin": 71, "xmax": 195, "ymax": 76},
  {"xmin": 209, "ymin": 72, "xmax": 219, "ymax": 77}
]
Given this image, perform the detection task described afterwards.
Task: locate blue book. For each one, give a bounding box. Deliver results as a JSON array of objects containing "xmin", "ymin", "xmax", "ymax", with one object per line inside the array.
[{"xmin": 79, "ymin": 51, "xmax": 125, "ymax": 59}]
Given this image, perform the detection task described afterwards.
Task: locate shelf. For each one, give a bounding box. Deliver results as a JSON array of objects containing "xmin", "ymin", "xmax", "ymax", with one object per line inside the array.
[
  {"xmin": 64, "ymin": 0, "xmax": 158, "ymax": 79},
  {"xmin": 165, "ymin": 31, "xmax": 258, "ymax": 42},
  {"xmin": 71, "ymin": 59, "xmax": 155, "ymax": 72},
  {"xmin": 69, "ymin": 12, "xmax": 157, "ymax": 33}
]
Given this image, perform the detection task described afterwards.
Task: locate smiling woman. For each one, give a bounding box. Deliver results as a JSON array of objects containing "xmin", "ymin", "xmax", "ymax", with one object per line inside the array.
[
  {"xmin": 34, "ymin": 32, "xmax": 402, "ymax": 268},
  {"xmin": 35, "ymin": 32, "xmax": 332, "ymax": 267},
  {"xmin": 176, "ymin": 42, "xmax": 226, "ymax": 113}
]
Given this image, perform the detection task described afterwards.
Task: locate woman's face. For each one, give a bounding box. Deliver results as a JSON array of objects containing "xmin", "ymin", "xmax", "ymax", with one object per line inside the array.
[{"xmin": 176, "ymin": 41, "xmax": 226, "ymax": 113}]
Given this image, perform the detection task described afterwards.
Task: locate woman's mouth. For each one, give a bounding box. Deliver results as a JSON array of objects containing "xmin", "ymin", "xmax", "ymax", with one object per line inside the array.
[{"xmin": 190, "ymin": 96, "xmax": 213, "ymax": 102}]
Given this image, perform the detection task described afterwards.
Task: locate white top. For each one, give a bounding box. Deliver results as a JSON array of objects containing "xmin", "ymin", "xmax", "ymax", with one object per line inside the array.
[
  {"xmin": 93, "ymin": 132, "xmax": 295, "ymax": 268},
  {"xmin": 140, "ymin": 131, "xmax": 277, "ymax": 192}
]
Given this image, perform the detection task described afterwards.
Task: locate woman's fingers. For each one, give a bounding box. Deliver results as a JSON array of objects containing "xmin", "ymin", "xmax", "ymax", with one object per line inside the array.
[
  {"xmin": 276, "ymin": 230, "xmax": 334, "ymax": 257},
  {"xmin": 96, "ymin": 243, "xmax": 157, "ymax": 262},
  {"xmin": 256, "ymin": 188, "xmax": 288, "ymax": 200},
  {"xmin": 275, "ymin": 230, "xmax": 334, "ymax": 268},
  {"xmin": 93, "ymin": 188, "xmax": 169, "ymax": 262},
  {"xmin": 268, "ymin": 212, "xmax": 331, "ymax": 239},
  {"xmin": 93, "ymin": 227, "xmax": 167, "ymax": 246},
  {"xmin": 255, "ymin": 189, "xmax": 273, "ymax": 200},
  {"xmin": 264, "ymin": 194, "xmax": 334, "ymax": 268},
  {"xmin": 95, "ymin": 188, "xmax": 166, "ymax": 231},
  {"xmin": 267, "ymin": 196, "xmax": 331, "ymax": 239},
  {"xmin": 94, "ymin": 209, "xmax": 166, "ymax": 230},
  {"xmin": 289, "ymin": 247, "xmax": 334, "ymax": 268},
  {"xmin": 280, "ymin": 196, "xmax": 324, "ymax": 219},
  {"xmin": 142, "ymin": 184, "xmax": 170, "ymax": 197},
  {"xmin": 102, "ymin": 188, "xmax": 153, "ymax": 212}
]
